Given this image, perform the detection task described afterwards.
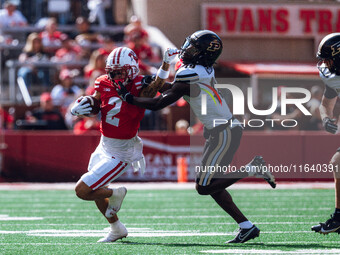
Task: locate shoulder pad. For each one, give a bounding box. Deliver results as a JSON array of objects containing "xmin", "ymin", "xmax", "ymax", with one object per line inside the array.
[
  {"xmin": 175, "ymin": 67, "xmax": 199, "ymax": 84},
  {"xmin": 94, "ymin": 75, "xmax": 111, "ymax": 90}
]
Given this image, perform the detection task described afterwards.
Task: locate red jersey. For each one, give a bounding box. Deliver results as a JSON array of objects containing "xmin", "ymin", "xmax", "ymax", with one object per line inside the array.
[{"xmin": 94, "ymin": 75, "xmax": 145, "ymax": 139}]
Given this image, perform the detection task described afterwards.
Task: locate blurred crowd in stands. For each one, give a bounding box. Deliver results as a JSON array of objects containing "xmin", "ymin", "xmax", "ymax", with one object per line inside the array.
[
  {"xmin": 0, "ymin": 0, "xmax": 168, "ymax": 133},
  {"xmin": 0, "ymin": 1, "xmax": 333, "ymax": 134}
]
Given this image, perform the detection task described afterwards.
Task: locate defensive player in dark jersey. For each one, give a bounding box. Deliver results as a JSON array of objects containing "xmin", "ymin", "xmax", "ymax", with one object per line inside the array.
[
  {"xmin": 312, "ymin": 33, "xmax": 340, "ymax": 234},
  {"xmin": 70, "ymin": 46, "xmax": 176, "ymax": 242},
  {"xmin": 117, "ymin": 30, "xmax": 277, "ymax": 244}
]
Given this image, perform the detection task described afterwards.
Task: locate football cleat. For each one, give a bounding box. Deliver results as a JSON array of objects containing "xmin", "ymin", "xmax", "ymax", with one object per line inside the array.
[
  {"xmin": 250, "ymin": 156, "xmax": 276, "ymax": 189},
  {"xmin": 226, "ymin": 225, "xmax": 260, "ymax": 243},
  {"xmin": 105, "ymin": 187, "xmax": 127, "ymax": 218},
  {"xmin": 311, "ymin": 215, "xmax": 340, "ymax": 234},
  {"xmin": 97, "ymin": 221, "xmax": 128, "ymax": 243}
]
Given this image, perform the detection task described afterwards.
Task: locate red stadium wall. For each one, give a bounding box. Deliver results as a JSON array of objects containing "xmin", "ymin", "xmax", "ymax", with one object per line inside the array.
[{"xmin": 1, "ymin": 131, "xmax": 337, "ymax": 182}]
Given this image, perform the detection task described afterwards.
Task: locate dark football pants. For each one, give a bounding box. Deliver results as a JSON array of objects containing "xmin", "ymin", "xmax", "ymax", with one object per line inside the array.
[{"xmin": 196, "ymin": 125, "xmax": 243, "ymax": 187}]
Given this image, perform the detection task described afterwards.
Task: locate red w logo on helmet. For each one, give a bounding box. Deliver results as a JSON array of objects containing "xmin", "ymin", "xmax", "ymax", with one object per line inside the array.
[{"xmin": 128, "ymin": 51, "xmax": 138, "ymax": 62}]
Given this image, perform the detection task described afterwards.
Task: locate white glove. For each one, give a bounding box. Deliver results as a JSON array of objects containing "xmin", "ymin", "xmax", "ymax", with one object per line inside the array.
[
  {"xmin": 163, "ymin": 48, "xmax": 179, "ymax": 64},
  {"xmin": 70, "ymin": 96, "xmax": 92, "ymax": 116}
]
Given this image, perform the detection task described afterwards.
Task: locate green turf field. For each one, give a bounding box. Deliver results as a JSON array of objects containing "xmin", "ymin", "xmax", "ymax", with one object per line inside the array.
[{"xmin": 0, "ymin": 187, "xmax": 339, "ymax": 254}]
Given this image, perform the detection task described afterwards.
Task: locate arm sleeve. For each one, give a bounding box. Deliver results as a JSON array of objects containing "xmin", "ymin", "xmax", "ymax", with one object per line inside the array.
[{"xmin": 324, "ymin": 85, "xmax": 338, "ymax": 99}]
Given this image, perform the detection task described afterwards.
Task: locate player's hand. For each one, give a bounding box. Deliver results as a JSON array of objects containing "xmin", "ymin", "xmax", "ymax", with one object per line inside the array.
[
  {"xmin": 163, "ymin": 48, "xmax": 179, "ymax": 64},
  {"xmin": 141, "ymin": 75, "xmax": 156, "ymax": 89},
  {"xmin": 323, "ymin": 117, "xmax": 338, "ymax": 134},
  {"xmin": 116, "ymin": 82, "xmax": 134, "ymax": 104},
  {"xmin": 70, "ymin": 96, "xmax": 92, "ymax": 116}
]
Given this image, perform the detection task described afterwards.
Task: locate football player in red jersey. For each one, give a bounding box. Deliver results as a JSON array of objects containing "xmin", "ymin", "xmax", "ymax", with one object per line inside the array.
[{"xmin": 70, "ymin": 46, "xmax": 177, "ymax": 242}]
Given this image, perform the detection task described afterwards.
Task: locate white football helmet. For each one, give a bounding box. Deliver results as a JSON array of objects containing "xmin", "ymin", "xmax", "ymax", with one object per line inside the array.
[{"xmin": 105, "ymin": 47, "xmax": 139, "ymax": 86}]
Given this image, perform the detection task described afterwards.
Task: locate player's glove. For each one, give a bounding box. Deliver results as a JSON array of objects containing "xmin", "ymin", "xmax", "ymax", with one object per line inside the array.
[
  {"xmin": 141, "ymin": 75, "xmax": 156, "ymax": 89},
  {"xmin": 323, "ymin": 117, "xmax": 338, "ymax": 134},
  {"xmin": 70, "ymin": 96, "xmax": 92, "ymax": 116},
  {"xmin": 163, "ymin": 48, "xmax": 180, "ymax": 64},
  {"xmin": 116, "ymin": 82, "xmax": 134, "ymax": 104}
]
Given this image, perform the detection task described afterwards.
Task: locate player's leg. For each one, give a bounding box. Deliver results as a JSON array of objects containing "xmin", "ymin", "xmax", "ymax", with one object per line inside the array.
[
  {"xmin": 75, "ymin": 150, "xmax": 129, "ymax": 242},
  {"xmin": 312, "ymin": 149, "xmax": 340, "ymax": 234},
  {"xmin": 196, "ymin": 126, "xmax": 245, "ymax": 194},
  {"xmin": 196, "ymin": 126, "xmax": 275, "ymax": 194},
  {"xmin": 332, "ymin": 150, "xmax": 340, "ymax": 213},
  {"xmin": 196, "ymin": 126, "xmax": 260, "ymax": 243},
  {"xmin": 75, "ymin": 180, "xmax": 113, "ymax": 200},
  {"xmin": 211, "ymin": 189, "xmax": 260, "ymax": 243},
  {"xmin": 95, "ymin": 198, "xmax": 128, "ymax": 243}
]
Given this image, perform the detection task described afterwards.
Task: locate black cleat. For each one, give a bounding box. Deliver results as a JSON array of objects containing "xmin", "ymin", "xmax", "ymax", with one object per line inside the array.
[
  {"xmin": 250, "ymin": 156, "xmax": 276, "ymax": 189},
  {"xmin": 311, "ymin": 215, "xmax": 340, "ymax": 234},
  {"xmin": 226, "ymin": 225, "xmax": 260, "ymax": 243}
]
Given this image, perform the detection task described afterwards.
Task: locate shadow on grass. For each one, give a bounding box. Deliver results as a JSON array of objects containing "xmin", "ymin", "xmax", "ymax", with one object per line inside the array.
[
  {"xmin": 120, "ymin": 240, "xmax": 226, "ymax": 248},
  {"xmin": 250, "ymin": 242, "xmax": 338, "ymax": 249},
  {"xmin": 119, "ymin": 240, "xmax": 338, "ymax": 250}
]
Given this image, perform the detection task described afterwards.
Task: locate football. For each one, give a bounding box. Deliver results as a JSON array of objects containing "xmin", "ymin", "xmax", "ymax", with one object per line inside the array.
[{"xmin": 83, "ymin": 95, "xmax": 101, "ymax": 116}]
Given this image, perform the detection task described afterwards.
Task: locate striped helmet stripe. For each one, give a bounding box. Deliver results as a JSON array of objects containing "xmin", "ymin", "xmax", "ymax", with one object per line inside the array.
[
  {"xmin": 112, "ymin": 48, "xmax": 118, "ymax": 65},
  {"xmin": 117, "ymin": 47, "xmax": 124, "ymax": 65}
]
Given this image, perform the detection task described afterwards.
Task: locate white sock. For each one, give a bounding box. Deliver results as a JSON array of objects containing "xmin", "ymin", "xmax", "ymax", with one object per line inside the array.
[
  {"xmin": 239, "ymin": 221, "xmax": 253, "ymax": 229},
  {"xmin": 110, "ymin": 220, "xmax": 121, "ymax": 230}
]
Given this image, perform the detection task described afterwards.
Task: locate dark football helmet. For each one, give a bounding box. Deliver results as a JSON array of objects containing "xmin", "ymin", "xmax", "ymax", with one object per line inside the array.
[
  {"xmin": 179, "ymin": 30, "xmax": 223, "ymax": 67},
  {"xmin": 317, "ymin": 33, "xmax": 340, "ymax": 76}
]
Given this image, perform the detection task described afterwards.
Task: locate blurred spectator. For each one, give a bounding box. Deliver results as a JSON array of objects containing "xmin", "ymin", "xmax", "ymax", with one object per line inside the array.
[
  {"xmin": 189, "ymin": 117, "xmax": 204, "ymax": 135},
  {"xmin": 84, "ymin": 50, "xmax": 106, "ymax": 78},
  {"xmin": 97, "ymin": 35, "xmax": 116, "ymax": 57},
  {"xmin": 73, "ymin": 16, "xmax": 103, "ymax": 47},
  {"xmin": 139, "ymin": 110, "xmax": 159, "ymax": 130},
  {"xmin": 0, "ymin": 1, "xmax": 27, "ymax": 28},
  {"xmin": 73, "ymin": 116, "xmax": 100, "ymax": 135},
  {"xmin": 84, "ymin": 50, "xmax": 106, "ymax": 95},
  {"xmin": 17, "ymin": 32, "xmax": 50, "ymax": 89},
  {"xmin": 87, "ymin": 0, "xmax": 111, "ymax": 27},
  {"xmin": 124, "ymin": 15, "xmax": 148, "ymax": 44},
  {"xmin": 52, "ymin": 34, "xmax": 83, "ymax": 62},
  {"xmin": 126, "ymin": 31, "xmax": 155, "ymax": 74},
  {"xmin": 25, "ymin": 92, "xmax": 67, "ymax": 130},
  {"xmin": 51, "ymin": 69, "xmax": 81, "ymax": 115},
  {"xmin": 39, "ymin": 17, "xmax": 64, "ymax": 52},
  {"xmin": 175, "ymin": 119, "xmax": 189, "ymax": 135},
  {"xmin": 0, "ymin": 106, "xmax": 14, "ymax": 129}
]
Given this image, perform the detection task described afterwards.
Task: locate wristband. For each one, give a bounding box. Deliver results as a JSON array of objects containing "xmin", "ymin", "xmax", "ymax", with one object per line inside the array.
[{"xmin": 157, "ymin": 68, "xmax": 170, "ymax": 80}]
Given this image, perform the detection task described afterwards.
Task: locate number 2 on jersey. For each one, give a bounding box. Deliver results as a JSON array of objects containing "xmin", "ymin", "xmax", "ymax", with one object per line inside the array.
[{"xmin": 106, "ymin": 97, "xmax": 122, "ymax": 127}]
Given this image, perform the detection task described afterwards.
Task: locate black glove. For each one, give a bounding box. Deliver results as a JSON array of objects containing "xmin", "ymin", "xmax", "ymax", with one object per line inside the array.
[
  {"xmin": 141, "ymin": 75, "xmax": 156, "ymax": 89},
  {"xmin": 323, "ymin": 117, "xmax": 338, "ymax": 134},
  {"xmin": 116, "ymin": 82, "xmax": 134, "ymax": 104}
]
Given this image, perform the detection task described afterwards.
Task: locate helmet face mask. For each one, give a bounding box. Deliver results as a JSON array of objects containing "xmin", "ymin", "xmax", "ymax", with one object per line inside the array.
[
  {"xmin": 105, "ymin": 47, "xmax": 139, "ymax": 86},
  {"xmin": 179, "ymin": 30, "xmax": 223, "ymax": 67},
  {"xmin": 180, "ymin": 37, "xmax": 201, "ymax": 65},
  {"xmin": 317, "ymin": 59, "xmax": 334, "ymax": 77}
]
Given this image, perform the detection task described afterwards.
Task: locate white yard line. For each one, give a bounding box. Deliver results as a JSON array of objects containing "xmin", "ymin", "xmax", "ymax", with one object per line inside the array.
[
  {"xmin": 0, "ymin": 182, "xmax": 335, "ymax": 190},
  {"xmin": 0, "ymin": 229, "xmax": 318, "ymax": 238},
  {"xmin": 0, "ymin": 208, "xmax": 331, "ymax": 213},
  {"xmin": 0, "ymin": 221, "xmax": 319, "ymax": 226}
]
